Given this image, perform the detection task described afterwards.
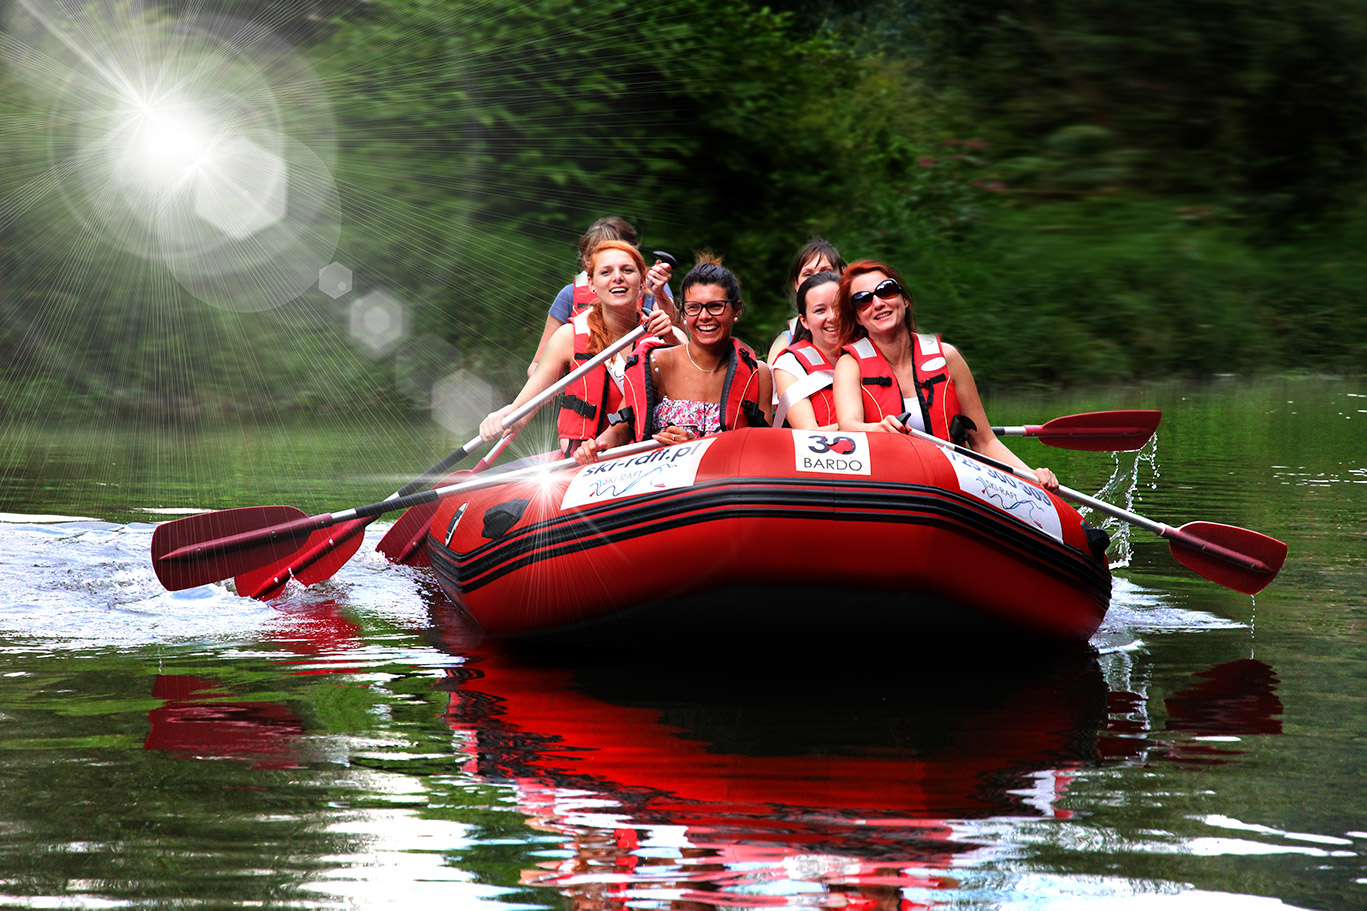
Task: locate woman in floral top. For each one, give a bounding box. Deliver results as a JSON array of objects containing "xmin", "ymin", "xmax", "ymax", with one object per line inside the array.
[{"xmin": 574, "ymin": 253, "xmax": 772, "ymax": 463}]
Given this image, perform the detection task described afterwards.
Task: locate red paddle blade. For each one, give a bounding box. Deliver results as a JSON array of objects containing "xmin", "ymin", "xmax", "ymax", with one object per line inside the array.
[
  {"xmin": 151, "ymin": 506, "xmax": 311, "ymax": 592},
  {"xmin": 1034, "ymin": 410, "xmax": 1161, "ymax": 451},
  {"xmin": 376, "ymin": 502, "xmax": 439, "ymax": 567},
  {"xmin": 234, "ymin": 518, "xmax": 372, "ymax": 600},
  {"xmin": 1165, "ymin": 521, "xmax": 1288, "ymax": 595},
  {"xmin": 241, "ymin": 573, "xmax": 289, "ymax": 603},
  {"xmin": 376, "ymin": 469, "xmax": 471, "ymax": 567}
]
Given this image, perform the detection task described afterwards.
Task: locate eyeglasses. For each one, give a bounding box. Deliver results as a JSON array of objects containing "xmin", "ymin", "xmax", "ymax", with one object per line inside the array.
[
  {"xmin": 681, "ymin": 299, "xmax": 735, "ymax": 317},
  {"xmin": 850, "ymin": 279, "xmax": 903, "ymax": 310}
]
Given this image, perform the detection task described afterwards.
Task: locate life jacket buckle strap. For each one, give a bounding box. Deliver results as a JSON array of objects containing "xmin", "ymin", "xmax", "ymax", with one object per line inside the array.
[
  {"xmin": 916, "ymin": 373, "xmax": 947, "ymax": 407},
  {"xmin": 741, "ymin": 399, "xmax": 768, "ymax": 427},
  {"xmin": 561, "ymin": 394, "xmax": 597, "ymax": 419}
]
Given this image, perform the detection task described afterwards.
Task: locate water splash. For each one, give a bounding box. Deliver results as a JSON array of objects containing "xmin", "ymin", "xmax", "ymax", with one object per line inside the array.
[
  {"xmin": 0, "ymin": 515, "xmax": 432, "ymax": 650},
  {"xmin": 1081, "ymin": 433, "xmax": 1160, "ymax": 569}
]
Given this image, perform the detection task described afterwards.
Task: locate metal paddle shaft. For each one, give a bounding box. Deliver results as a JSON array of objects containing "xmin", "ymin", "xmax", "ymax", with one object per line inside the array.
[
  {"xmin": 898, "ymin": 420, "xmax": 1286, "ymax": 594},
  {"xmin": 228, "ymin": 324, "xmax": 650, "ymax": 598},
  {"xmin": 992, "ymin": 410, "xmax": 1161, "ymax": 452},
  {"xmin": 394, "ymin": 322, "xmax": 649, "ymax": 494},
  {"xmin": 374, "ymin": 430, "xmax": 523, "ymax": 568},
  {"xmin": 151, "ymin": 440, "xmax": 662, "ymax": 591},
  {"xmin": 365, "ymin": 323, "xmax": 648, "ymax": 570}
]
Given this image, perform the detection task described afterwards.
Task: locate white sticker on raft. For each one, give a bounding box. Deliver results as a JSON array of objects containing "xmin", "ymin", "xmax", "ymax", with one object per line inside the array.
[
  {"xmin": 791, "ymin": 430, "xmax": 873, "ymax": 475},
  {"xmin": 562, "ymin": 437, "xmax": 719, "ymax": 509},
  {"xmin": 941, "ymin": 447, "xmax": 1064, "ymax": 542}
]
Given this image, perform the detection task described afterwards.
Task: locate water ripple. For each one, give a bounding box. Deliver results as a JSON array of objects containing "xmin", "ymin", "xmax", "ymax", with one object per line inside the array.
[{"xmin": 0, "ymin": 516, "xmax": 431, "ymax": 650}]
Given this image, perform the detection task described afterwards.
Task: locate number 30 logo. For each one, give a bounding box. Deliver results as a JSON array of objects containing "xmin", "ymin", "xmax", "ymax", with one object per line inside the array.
[{"xmin": 807, "ymin": 435, "xmax": 857, "ymax": 456}]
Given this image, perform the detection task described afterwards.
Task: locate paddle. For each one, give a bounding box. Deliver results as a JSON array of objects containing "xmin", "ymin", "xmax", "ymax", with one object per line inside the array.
[
  {"xmin": 229, "ymin": 322, "xmax": 650, "ymax": 599},
  {"xmin": 235, "ymin": 434, "xmax": 524, "ymax": 598},
  {"xmin": 896, "ymin": 417, "xmax": 1286, "ymax": 595},
  {"xmin": 234, "ymin": 515, "xmax": 369, "ymax": 600},
  {"xmin": 374, "ymin": 430, "xmax": 522, "ymax": 569},
  {"xmin": 151, "ymin": 440, "xmax": 662, "ymax": 592},
  {"xmin": 992, "ymin": 409, "xmax": 1161, "ymax": 452}
]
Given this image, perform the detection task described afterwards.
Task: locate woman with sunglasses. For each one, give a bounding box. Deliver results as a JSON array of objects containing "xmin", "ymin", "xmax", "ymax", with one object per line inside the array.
[
  {"xmin": 770, "ymin": 271, "xmax": 844, "ymax": 429},
  {"xmin": 481, "ymin": 239, "xmax": 679, "ymax": 455},
  {"xmin": 573, "ymin": 254, "xmax": 772, "ymax": 462},
  {"xmin": 831, "ymin": 260, "xmax": 1058, "ymax": 491}
]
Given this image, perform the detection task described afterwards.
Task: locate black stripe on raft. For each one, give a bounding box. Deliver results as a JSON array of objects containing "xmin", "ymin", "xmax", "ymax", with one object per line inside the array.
[{"xmin": 428, "ymin": 476, "xmax": 1110, "ymax": 607}]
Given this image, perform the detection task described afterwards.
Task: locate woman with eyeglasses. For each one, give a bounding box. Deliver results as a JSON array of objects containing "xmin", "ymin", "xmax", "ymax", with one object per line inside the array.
[
  {"xmin": 481, "ymin": 239, "xmax": 680, "ymax": 456},
  {"xmin": 769, "ymin": 271, "xmax": 844, "ymax": 429},
  {"xmin": 573, "ymin": 254, "xmax": 772, "ymax": 463},
  {"xmin": 831, "ymin": 259, "xmax": 1058, "ymax": 491}
]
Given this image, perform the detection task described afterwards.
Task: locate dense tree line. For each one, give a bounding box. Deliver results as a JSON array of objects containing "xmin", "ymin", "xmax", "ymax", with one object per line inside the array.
[{"xmin": 1, "ymin": 0, "xmax": 1364, "ymax": 422}]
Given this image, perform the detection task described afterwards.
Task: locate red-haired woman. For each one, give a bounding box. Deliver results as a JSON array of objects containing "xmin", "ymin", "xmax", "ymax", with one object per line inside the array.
[
  {"xmin": 481, "ymin": 239, "xmax": 679, "ymax": 455},
  {"xmin": 526, "ymin": 215, "xmax": 676, "ymax": 377},
  {"xmin": 831, "ymin": 259, "xmax": 1058, "ymax": 490}
]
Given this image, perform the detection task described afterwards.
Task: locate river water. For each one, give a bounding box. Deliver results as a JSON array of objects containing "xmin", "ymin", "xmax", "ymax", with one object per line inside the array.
[{"xmin": 0, "ymin": 377, "xmax": 1363, "ymax": 910}]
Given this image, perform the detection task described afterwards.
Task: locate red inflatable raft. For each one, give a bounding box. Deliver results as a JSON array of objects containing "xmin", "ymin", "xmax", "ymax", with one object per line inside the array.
[{"xmin": 426, "ymin": 428, "xmax": 1112, "ymax": 641}]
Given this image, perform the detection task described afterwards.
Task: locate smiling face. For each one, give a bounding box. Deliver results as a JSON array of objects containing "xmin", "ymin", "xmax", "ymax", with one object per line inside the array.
[
  {"xmin": 850, "ymin": 270, "xmax": 909, "ymax": 336},
  {"xmin": 590, "ymin": 247, "xmax": 643, "ymax": 312},
  {"xmin": 797, "ymin": 281, "xmax": 841, "ymax": 354},
  {"xmin": 681, "ymin": 282, "xmax": 737, "ymax": 347}
]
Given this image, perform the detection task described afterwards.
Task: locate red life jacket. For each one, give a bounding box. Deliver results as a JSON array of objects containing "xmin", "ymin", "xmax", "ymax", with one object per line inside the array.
[
  {"xmin": 569, "ymin": 273, "xmax": 598, "ymax": 318},
  {"xmin": 556, "ymin": 309, "xmax": 630, "ymax": 442},
  {"xmin": 773, "ymin": 339, "xmax": 837, "ymax": 427},
  {"xmin": 612, "ymin": 338, "xmax": 768, "ymax": 442},
  {"xmin": 841, "ymin": 333, "xmax": 968, "ymax": 443}
]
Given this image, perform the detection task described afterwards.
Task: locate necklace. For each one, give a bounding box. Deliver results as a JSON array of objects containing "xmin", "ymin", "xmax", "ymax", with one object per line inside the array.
[{"xmin": 685, "ymin": 344, "xmax": 723, "ymax": 374}]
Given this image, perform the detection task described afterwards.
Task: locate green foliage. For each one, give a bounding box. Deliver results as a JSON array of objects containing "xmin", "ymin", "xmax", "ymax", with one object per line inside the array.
[
  {"xmin": 909, "ymin": 0, "xmax": 1367, "ymax": 218},
  {"xmin": 309, "ymin": 0, "xmax": 841, "ymax": 392},
  {"xmin": 849, "ymin": 196, "xmax": 1367, "ymax": 388},
  {"xmin": 2, "ymin": 0, "xmax": 1366, "ymax": 424}
]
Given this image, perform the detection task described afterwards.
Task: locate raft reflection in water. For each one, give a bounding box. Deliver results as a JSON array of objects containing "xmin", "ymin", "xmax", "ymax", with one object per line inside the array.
[
  {"xmin": 143, "ymin": 600, "xmax": 363, "ymax": 769},
  {"xmin": 432, "ymin": 602, "xmax": 1282, "ymax": 909}
]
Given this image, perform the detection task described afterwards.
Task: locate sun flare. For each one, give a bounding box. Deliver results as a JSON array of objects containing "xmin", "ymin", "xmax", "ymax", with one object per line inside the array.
[{"xmin": 4, "ymin": 0, "xmax": 340, "ymax": 313}]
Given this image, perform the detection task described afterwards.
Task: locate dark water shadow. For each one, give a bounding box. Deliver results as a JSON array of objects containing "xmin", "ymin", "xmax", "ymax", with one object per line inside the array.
[{"xmin": 442, "ymin": 580, "xmax": 1099, "ymax": 666}]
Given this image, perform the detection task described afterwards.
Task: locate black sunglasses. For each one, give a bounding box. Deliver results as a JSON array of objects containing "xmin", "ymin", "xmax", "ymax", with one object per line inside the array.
[
  {"xmin": 681, "ymin": 299, "xmax": 735, "ymax": 317},
  {"xmin": 850, "ymin": 279, "xmax": 903, "ymax": 310}
]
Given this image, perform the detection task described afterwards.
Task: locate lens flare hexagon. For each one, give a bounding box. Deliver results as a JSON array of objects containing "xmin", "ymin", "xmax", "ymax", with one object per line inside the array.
[
  {"xmin": 431, "ymin": 370, "xmax": 499, "ymax": 436},
  {"xmin": 350, "ymin": 291, "xmax": 407, "ymax": 357},
  {"xmin": 319, "ymin": 262, "xmax": 354, "ymax": 299}
]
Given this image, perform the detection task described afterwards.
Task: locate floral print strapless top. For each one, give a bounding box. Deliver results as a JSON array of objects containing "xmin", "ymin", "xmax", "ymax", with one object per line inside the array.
[{"xmin": 652, "ymin": 397, "xmax": 721, "ymax": 437}]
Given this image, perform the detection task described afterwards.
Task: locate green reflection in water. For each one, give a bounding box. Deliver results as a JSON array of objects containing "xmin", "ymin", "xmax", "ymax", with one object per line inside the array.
[{"xmin": 0, "ymin": 639, "xmax": 558, "ymax": 909}]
